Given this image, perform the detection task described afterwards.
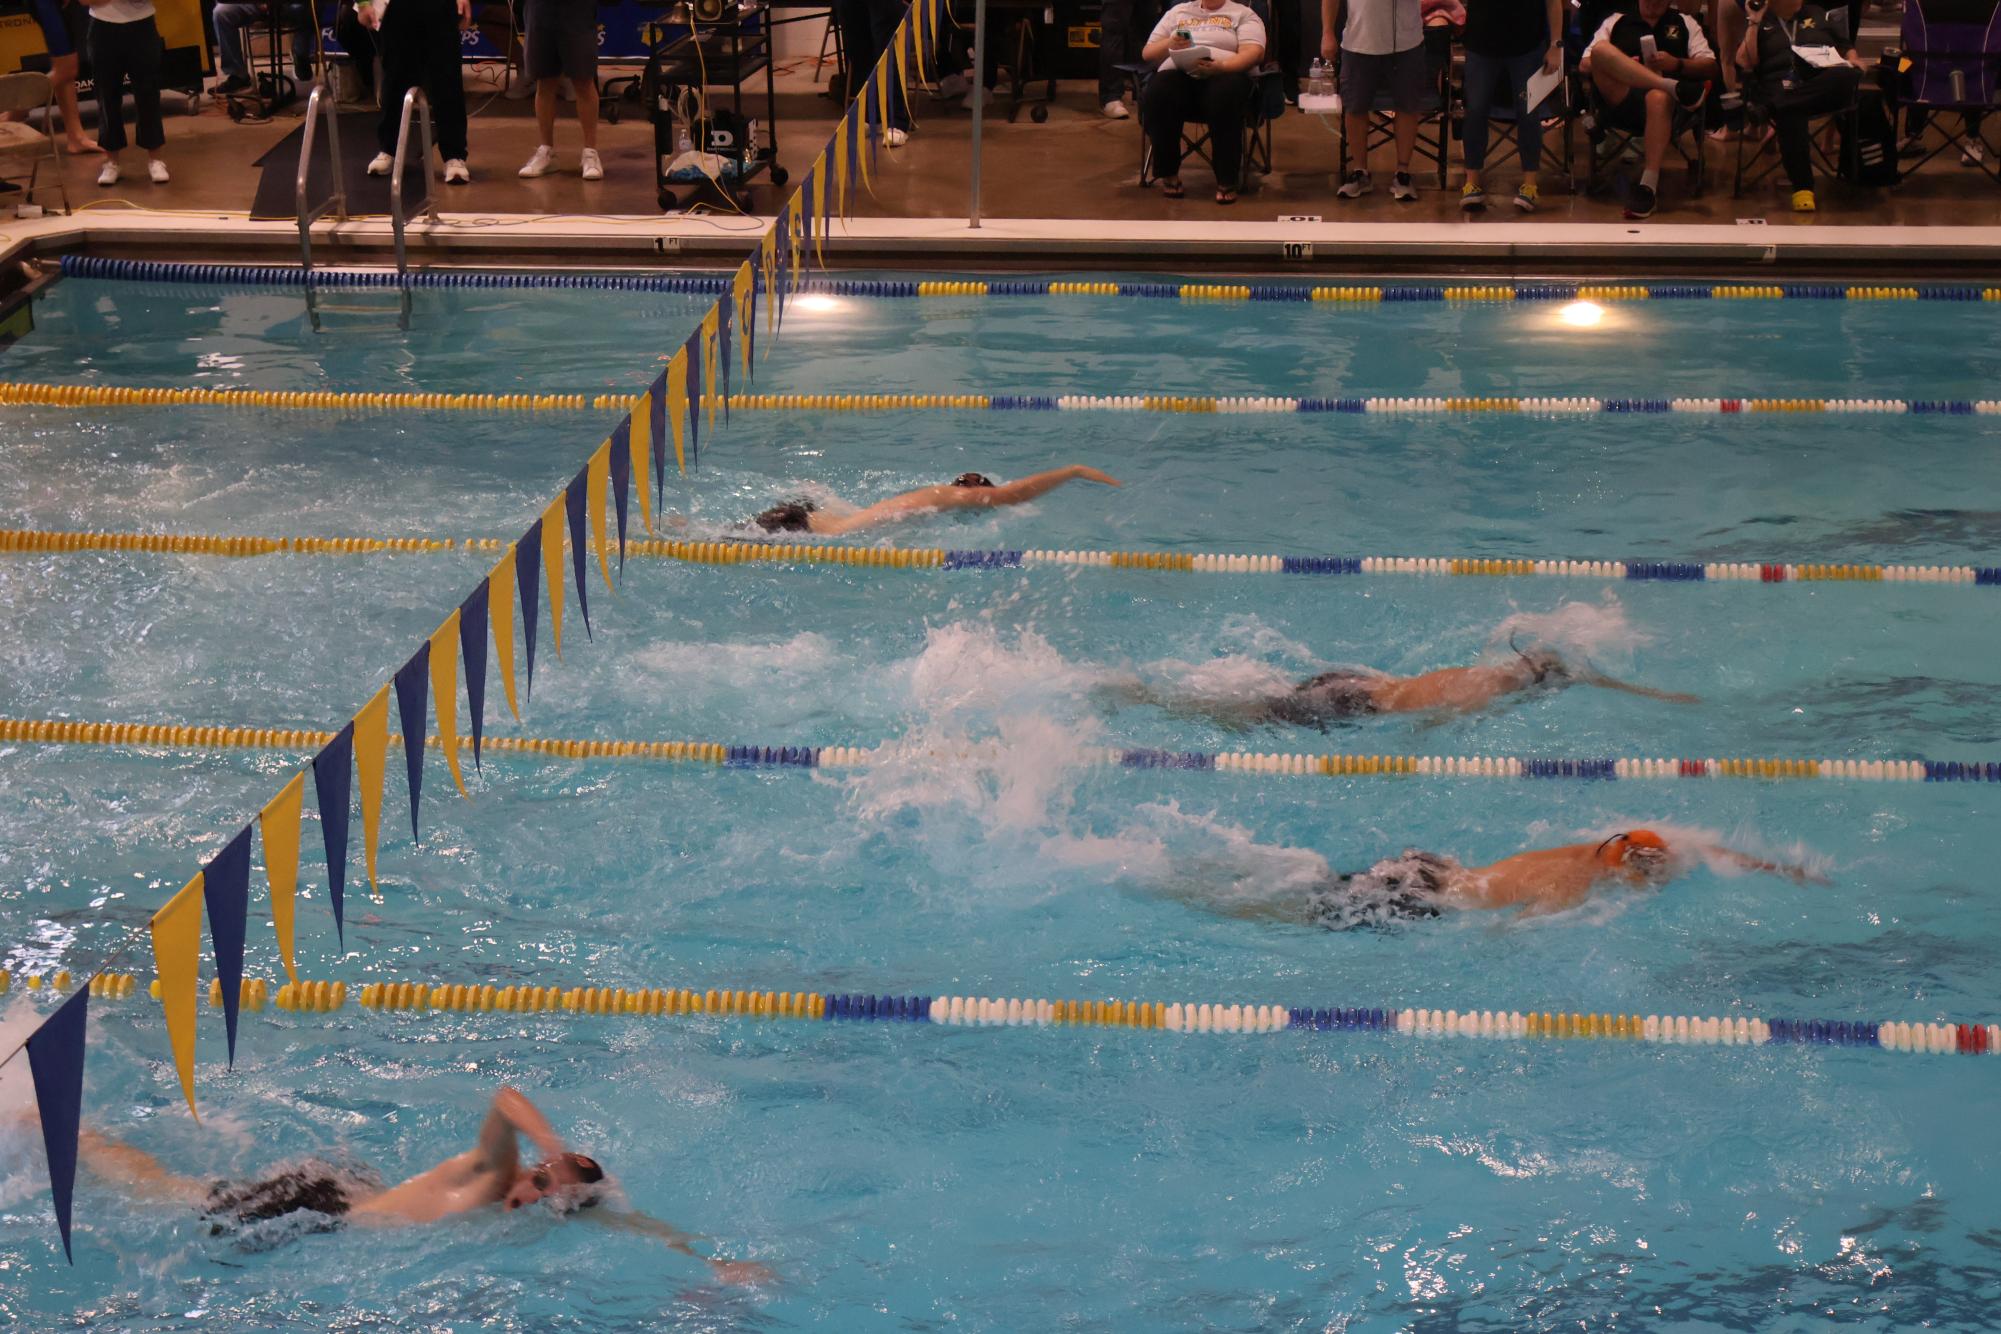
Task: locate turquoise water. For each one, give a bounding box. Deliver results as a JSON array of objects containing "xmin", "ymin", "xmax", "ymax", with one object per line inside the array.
[{"xmin": 0, "ymin": 274, "xmax": 1997, "ymax": 1329}]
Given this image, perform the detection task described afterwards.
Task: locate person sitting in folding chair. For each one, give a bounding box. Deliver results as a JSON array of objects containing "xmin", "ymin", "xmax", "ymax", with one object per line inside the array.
[
  {"xmin": 1583, "ymin": 0, "xmax": 1716, "ymax": 216},
  {"xmin": 1736, "ymin": 0, "xmax": 1863, "ymax": 209},
  {"xmin": 1139, "ymin": 0, "xmax": 1268, "ymax": 202}
]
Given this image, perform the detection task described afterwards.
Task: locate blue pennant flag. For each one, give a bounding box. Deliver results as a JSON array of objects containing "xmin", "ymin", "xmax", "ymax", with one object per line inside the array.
[
  {"xmin": 774, "ymin": 217, "xmax": 791, "ymax": 332},
  {"xmin": 514, "ymin": 519, "xmax": 542, "ymax": 702},
  {"xmin": 202, "ymin": 824, "xmax": 253, "ymax": 1065},
  {"xmin": 684, "ymin": 329, "xmax": 703, "ymax": 467},
  {"xmin": 311, "ymin": 723, "xmax": 353, "ymax": 946},
  {"xmin": 798, "ymin": 165, "xmax": 815, "ymax": 262},
  {"xmin": 458, "ymin": 582, "xmax": 488, "ymax": 769},
  {"xmin": 744, "ymin": 274, "xmax": 758, "ymax": 371},
  {"xmin": 609, "ymin": 417, "xmax": 632, "ymax": 575},
  {"xmin": 863, "ymin": 71, "xmax": 880, "ymax": 172},
  {"xmin": 393, "ymin": 645, "xmax": 429, "ymax": 845},
  {"xmin": 563, "ymin": 468, "xmax": 593, "ymax": 638},
  {"xmin": 26, "ymin": 984, "xmax": 87, "ymax": 1264},
  {"xmin": 717, "ymin": 299, "xmax": 733, "ymax": 423},
  {"xmin": 846, "ymin": 108, "xmax": 862, "ymax": 202},
  {"xmin": 648, "ymin": 372, "xmax": 668, "ymax": 515}
]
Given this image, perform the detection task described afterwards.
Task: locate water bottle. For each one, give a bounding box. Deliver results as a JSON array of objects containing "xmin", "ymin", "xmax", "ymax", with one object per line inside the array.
[{"xmin": 1302, "ymin": 57, "xmax": 1338, "ymax": 112}]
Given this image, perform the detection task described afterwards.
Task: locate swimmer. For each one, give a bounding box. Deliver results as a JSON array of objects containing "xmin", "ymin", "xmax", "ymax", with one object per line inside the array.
[
  {"xmin": 753, "ymin": 464, "xmax": 1121, "ymax": 534},
  {"xmin": 1157, "ymin": 829, "xmax": 1827, "ymax": 929},
  {"xmin": 1109, "ymin": 635, "xmax": 1697, "ymax": 730},
  {"xmin": 60, "ymin": 1086, "xmax": 772, "ymax": 1282}
]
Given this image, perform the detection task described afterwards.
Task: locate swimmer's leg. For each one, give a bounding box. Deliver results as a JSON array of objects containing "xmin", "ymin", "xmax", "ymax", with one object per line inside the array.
[
  {"xmin": 76, "ymin": 1127, "xmax": 209, "ymax": 1206},
  {"xmin": 1141, "ymin": 866, "xmax": 1323, "ymax": 924}
]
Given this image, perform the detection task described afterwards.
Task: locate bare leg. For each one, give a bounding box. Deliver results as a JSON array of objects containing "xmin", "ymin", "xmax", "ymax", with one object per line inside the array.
[
  {"xmin": 534, "ymin": 78, "xmax": 558, "ymax": 146},
  {"xmin": 575, "ymin": 79, "xmax": 597, "ymax": 150},
  {"xmin": 1393, "ymin": 108, "xmax": 1419, "ymax": 173},
  {"xmin": 1343, "ymin": 109, "xmax": 1370, "ymax": 174},
  {"xmin": 77, "ymin": 1127, "xmax": 208, "ymax": 1206},
  {"xmin": 1588, "ymin": 42, "xmax": 1674, "ymax": 96},
  {"xmin": 1642, "ymin": 87, "xmax": 1672, "ymax": 174},
  {"xmin": 51, "ymin": 56, "xmax": 103, "ymax": 154}
]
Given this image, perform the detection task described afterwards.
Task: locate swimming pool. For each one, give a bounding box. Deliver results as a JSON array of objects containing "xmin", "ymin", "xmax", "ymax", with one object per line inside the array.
[{"xmin": 1, "ymin": 270, "xmax": 1997, "ymax": 1328}]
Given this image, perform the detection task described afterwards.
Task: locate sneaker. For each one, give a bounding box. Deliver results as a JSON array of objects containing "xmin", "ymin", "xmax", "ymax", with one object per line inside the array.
[
  {"xmin": 366, "ymin": 151, "xmax": 394, "ymax": 176},
  {"xmin": 1336, "ymin": 168, "xmax": 1372, "ymax": 198},
  {"xmin": 518, "ymin": 144, "xmax": 555, "ymax": 178},
  {"xmin": 1624, "ymin": 181, "xmax": 1657, "ymax": 219},
  {"xmin": 1791, "ymin": 188, "xmax": 1815, "ymax": 212},
  {"xmin": 443, "ymin": 158, "xmax": 470, "ymax": 184},
  {"xmin": 1513, "ymin": 181, "xmax": 1539, "ymax": 212},
  {"xmin": 1674, "ymin": 78, "xmax": 1706, "ymax": 111},
  {"xmin": 1390, "ymin": 171, "xmax": 1416, "ymax": 201},
  {"xmin": 96, "ymin": 160, "xmax": 118, "ymax": 187},
  {"xmin": 1102, "ymin": 99, "xmax": 1130, "ymax": 120},
  {"xmin": 146, "ymin": 158, "xmax": 169, "ymax": 184},
  {"xmin": 214, "ymin": 74, "xmax": 252, "ymax": 95},
  {"xmin": 580, "ymin": 148, "xmax": 603, "ymax": 180},
  {"xmin": 1962, "ymin": 141, "xmax": 1986, "ymax": 167},
  {"xmin": 884, "ymin": 127, "xmax": 909, "ymax": 147},
  {"xmin": 1459, "ymin": 180, "xmax": 1486, "ymax": 212}
]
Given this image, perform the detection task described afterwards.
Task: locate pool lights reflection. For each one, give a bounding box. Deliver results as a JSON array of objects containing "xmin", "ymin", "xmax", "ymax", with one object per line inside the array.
[
  {"xmin": 1557, "ymin": 300, "xmax": 1606, "ymax": 329},
  {"xmin": 794, "ymin": 295, "xmax": 846, "ymax": 314}
]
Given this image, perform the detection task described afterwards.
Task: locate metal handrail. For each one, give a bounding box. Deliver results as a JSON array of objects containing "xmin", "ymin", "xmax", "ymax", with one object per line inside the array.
[
  {"xmin": 295, "ymin": 83, "xmax": 348, "ymax": 328},
  {"xmin": 389, "ymin": 85, "xmax": 438, "ymax": 282}
]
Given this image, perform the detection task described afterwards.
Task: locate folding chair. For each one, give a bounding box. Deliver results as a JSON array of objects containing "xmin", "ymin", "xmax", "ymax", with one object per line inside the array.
[
  {"xmin": 0, "ymin": 72, "xmax": 69, "ymax": 216},
  {"xmin": 1584, "ymin": 68, "xmax": 1710, "ymax": 195},
  {"xmin": 1338, "ymin": 22, "xmax": 1456, "ymax": 188},
  {"xmin": 1121, "ymin": 0, "xmax": 1286, "ymax": 190},
  {"xmin": 1884, "ymin": 0, "xmax": 2000, "ymax": 183},
  {"xmin": 1732, "ymin": 12, "xmax": 1860, "ymax": 196}
]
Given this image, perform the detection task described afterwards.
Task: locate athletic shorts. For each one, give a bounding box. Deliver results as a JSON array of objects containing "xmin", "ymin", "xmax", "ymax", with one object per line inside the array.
[
  {"xmin": 1337, "ymin": 47, "xmax": 1430, "ymax": 115},
  {"xmin": 524, "ymin": 0, "xmax": 599, "ymax": 81},
  {"xmin": 30, "ymin": 0, "xmax": 87, "ymax": 60},
  {"xmin": 1602, "ymin": 87, "xmax": 1655, "ymax": 134}
]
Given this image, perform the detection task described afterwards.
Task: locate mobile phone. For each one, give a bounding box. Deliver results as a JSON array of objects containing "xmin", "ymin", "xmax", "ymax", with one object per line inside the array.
[{"xmin": 1639, "ymin": 34, "xmax": 1658, "ymax": 61}]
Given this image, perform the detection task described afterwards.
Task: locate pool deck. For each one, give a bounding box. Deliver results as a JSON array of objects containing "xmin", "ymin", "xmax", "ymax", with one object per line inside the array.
[{"xmin": 10, "ymin": 63, "xmax": 2001, "ymax": 276}]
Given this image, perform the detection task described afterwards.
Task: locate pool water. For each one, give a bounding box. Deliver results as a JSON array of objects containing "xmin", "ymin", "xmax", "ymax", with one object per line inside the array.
[{"xmin": 0, "ymin": 273, "xmax": 1997, "ymax": 1329}]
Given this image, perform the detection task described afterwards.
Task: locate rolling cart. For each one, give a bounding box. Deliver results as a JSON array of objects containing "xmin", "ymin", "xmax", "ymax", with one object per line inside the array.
[{"xmin": 626, "ymin": 0, "xmax": 787, "ymax": 210}]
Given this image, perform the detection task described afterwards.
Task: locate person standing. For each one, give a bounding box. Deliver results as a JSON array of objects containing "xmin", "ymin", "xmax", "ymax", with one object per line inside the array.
[
  {"xmin": 832, "ymin": 0, "xmax": 910, "ymax": 144},
  {"xmin": 1099, "ymin": 0, "xmax": 1158, "ymax": 118},
  {"xmin": 357, "ymin": 0, "xmax": 473, "ymax": 184},
  {"xmin": 79, "ymin": 0, "xmax": 168, "ymax": 186},
  {"xmin": 19, "ymin": 0, "xmax": 101, "ymax": 156},
  {"xmin": 516, "ymin": 0, "xmax": 602, "ymax": 178},
  {"xmin": 1321, "ymin": 0, "xmax": 1427, "ymax": 200},
  {"xmin": 1459, "ymin": 0, "xmax": 1563, "ymax": 211}
]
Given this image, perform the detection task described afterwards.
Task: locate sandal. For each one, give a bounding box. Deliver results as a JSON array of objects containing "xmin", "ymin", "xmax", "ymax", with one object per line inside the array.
[
  {"xmin": 1215, "ymin": 186, "xmax": 1238, "ymax": 204},
  {"xmin": 1161, "ymin": 177, "xmax": 1185, "ymax": 198}
]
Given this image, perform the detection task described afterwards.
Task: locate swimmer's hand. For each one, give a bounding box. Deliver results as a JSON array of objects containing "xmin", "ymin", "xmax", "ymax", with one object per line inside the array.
[
  {"xmin": 707, "ymin": 1259, "xmax": 777, "ymax": 1286},
  {"xmin": 1070, "ymin": 466, "xmax": 1122, "ymax": 486}
]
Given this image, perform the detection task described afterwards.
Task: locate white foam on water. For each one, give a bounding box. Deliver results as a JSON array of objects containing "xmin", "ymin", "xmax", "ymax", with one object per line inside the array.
[{"xmin": 1485, "ymin": 593, "xmax": 1649, "ymax": 670}]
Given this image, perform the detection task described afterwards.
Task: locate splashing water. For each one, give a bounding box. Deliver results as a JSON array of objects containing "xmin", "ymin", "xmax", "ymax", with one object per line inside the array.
[{"xmin": 1485, "ymin": 594, "xmax": 1650, "ymax": 671}]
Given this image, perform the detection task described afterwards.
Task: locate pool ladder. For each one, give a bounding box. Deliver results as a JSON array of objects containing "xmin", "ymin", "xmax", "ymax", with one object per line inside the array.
[{"xmin": 295, "ymin": 84, "xmax": 438, "ymax": 331}]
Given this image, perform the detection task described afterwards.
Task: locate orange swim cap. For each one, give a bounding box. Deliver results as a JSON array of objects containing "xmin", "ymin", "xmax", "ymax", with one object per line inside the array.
[{"xmin": 1597, "ymin": 829, "xmax": 1669, "ymax": 867}]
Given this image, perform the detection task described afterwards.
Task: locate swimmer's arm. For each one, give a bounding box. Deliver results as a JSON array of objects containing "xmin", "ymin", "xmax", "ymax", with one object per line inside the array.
[
  {"xmin": 480, "ymin": 1086, "xmax": 564, "ymax": 1169},
  {"xmin": 983, "ymin": 465, "xmax": 1122, "ymax": 506},
  {"xmin": 1699, "ymin": 844, "xmax": 1831, "ymax": 886},
  {"xmin": 1572, "ymin": 666, "xmax": 1701, "ymax": 705},
  {"xmin": 74, "ymin": 1127, "xmax": 208, "ymax": 1205},
  {"xmin": 593, "ymin": 1209, "xmax": 777, "ymax": 1285}
]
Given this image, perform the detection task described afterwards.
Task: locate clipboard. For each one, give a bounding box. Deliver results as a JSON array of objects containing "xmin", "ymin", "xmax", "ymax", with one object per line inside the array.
[{"xmin": 1525, "ymin": 60, "xmax": 1563, "ymax": 114}]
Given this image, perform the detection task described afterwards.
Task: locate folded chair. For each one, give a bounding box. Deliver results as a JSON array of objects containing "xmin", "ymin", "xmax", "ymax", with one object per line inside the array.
[{"xmin": 0, "ymin": 72, "xmax": 69, "ymax": 216}]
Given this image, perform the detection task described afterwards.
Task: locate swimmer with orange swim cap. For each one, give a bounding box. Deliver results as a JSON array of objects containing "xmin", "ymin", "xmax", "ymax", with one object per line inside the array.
[{"xmin": 1154, "ymin": 828, "xmax": 1827, "ymax": 929}]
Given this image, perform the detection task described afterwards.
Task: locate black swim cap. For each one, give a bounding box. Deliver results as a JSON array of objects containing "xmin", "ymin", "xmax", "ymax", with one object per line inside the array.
[
  {"xmin": 754, "ymin": 500, "xmax": 816, "ymax": 532},
  {"xmin": 952, "ymin": 473, "xmax": 995, "ymax": 488}
]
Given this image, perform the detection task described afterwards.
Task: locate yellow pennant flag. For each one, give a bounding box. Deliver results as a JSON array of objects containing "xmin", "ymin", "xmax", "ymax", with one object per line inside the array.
[
  {"xmin": 630, "ymin": 406, "xmax": 654, "ymax": 535},
  {"xmin": 258, "ymin": 772, "xmax": 305, "ymax": 985},
  {"xmin": 893, "ymin": 20, "xmax": 911, "ymax": 129},
  {"xmin": 832, "ymin": 121, "xmax": 850, "ymax": 222},
  {"xmin": 540, "ymin": 496, "xmax": 566, "ymax": 659},
  {"xmin": 586, "ymin": 441, "xmax": 612, "ymax": 590},
  {"xmin": 811, "ymin": 153, "xmax": 829, "ymax": 267},
  {"xmin": 732, "ymin": 263, "xmax": 755, "ymax": 377},
  {"xmin": 667, "ymin": 348, "xmax": 689, "ymax": 474},
  {"xmin": 855, "ymin": 100, "xmax": 875, "ymax": 198},
  {"xmin": 353, "ymin": 684, "xmax": 389, "ymax": 898},
  {"xmin": 489, "ymin": 548, "xmax": 519, "ymax": 721},
  {"xmin": 914, "ymin": 0, "xmax": 930, "ymax": 85},
  {"xmin": 701, "ymin": 307, "xmax": 720, "ymax": 430},
  {"xmin": 149, "ymin": 873, "xmax": 204, "ymax": 1118},
  {"xmin": 429, "ymin": 611, "xmax": 469, "ymax": 801}
]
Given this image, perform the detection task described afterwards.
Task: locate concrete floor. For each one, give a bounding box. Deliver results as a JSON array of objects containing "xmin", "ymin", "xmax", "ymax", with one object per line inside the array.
[{"xmin": 30, "ymin": 59, "xmax": 2001, "ymax": 230}]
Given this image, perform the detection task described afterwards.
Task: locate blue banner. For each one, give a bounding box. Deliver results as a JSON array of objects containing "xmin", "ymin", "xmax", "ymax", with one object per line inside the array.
[{"xmin": 26, "ymin": 985, "xmax": 88, "ymax": 1264}]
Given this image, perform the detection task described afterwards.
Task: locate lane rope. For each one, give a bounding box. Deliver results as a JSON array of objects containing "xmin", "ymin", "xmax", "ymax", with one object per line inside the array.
[
  {"xmin": 11, "ymin": 969, "xmax": 1990, "ymax": 1058},
  {"xmin": 56, "ymin": 258, "xmax": 2001, "ymax": 304},
  {"xmin": 4, "ymin": 717, "xmax": 1994, "ymax": 783},
  {"xmin": 4, "ymin": 528, "xmax": 1993, "ymax": 586}
]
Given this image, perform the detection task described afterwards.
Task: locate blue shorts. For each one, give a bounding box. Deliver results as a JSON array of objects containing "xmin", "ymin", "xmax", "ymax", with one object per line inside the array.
[{"xmin": 30, "ymin": 0, "xmax": 84, "ymax": 59}]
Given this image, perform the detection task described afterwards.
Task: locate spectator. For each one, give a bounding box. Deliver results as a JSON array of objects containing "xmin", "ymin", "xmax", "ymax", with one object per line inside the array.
[
  {"xmin": 832, "ymin": 0, "xmax": 910, "ymax": 145},
  {"xmin": 1138, "ymin": 0, "xmax": 1267, "ymax": 203},
  {"xmin": 1460, "ymin": 0, "xmax": 1562, "ymax": 211},
  {"xmin": 333, "ymin": 0, "xmax": 378, "ymax": 99},
  {"xmin": 79, "ymin": 0, "xmax": 168, "ymax": 185},
  {"xmin": 516, "ymin": 0, "xmax": 602, "ymax": 178},
  {"xmin": 1100, "ymin": 0, "xmax": 1158, "ymax": 118},
  {"xmin": 1322, "ymin": 0, "xmax": 1426, "ymax": 200},
  {"xmin": 1583, "ymin": 0, "xmax": 1716, "ymax": 217},
  {"xmin": 211, "ymin": 1, "xmax": 315, "ymax": 95},
  {"xmin": 17, "ymin": 0, "xmax": 100, "ymax": 156},
  {"xmin": 1735, "ymin": 0, "xmax": 1864, "ymax": 211},
  {"xmin": 357, "ymin": 0, "xmax": 472, "ymax": 183}
]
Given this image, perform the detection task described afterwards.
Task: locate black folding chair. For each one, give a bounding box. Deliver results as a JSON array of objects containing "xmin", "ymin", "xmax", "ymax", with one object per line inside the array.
[
  {"xmin": 1883, "ymin": 0, "xmax": 2001, "ymax": 184},
  {"xmin": 1584, "ymin": 74, "xmax": 1710, "ymax": 195},
  {"xmin": 1121, "ymin": 0, "xmax": 1286, "ymax": 190}
]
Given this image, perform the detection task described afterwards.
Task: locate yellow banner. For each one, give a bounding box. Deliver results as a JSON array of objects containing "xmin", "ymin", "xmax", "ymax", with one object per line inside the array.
[
  {"xmin": 258, "ymin": 772, "xmax": 305, "ymax": 985},
  {"xmin": 586, "ymin": 442, "xmax": 612, "ymax": 590},
  {"xmin": 667, "ymin": 349, "xmax": 689, "ymax": 474},
  {"xmin": 489, "ymin": 549, "xmax": 520, "ymax": 721},
  {"xmin": 353, "ymin": 684, "xmax": 389, "ymax": 897},
  {"xmin": 812, "ymin": 153, "xmax": 829, "ymax": 268},
  {"xmin": 733, "ymin": 263, "xmax": 755, "ymax": 376},
  {"xmin": 833, "ymin": 124, "xmax": 850, "ymax": 223},
  {"xmin": 701, "ymin": 308, "xmax": 721, "ymax": 430},
  {"xmin": 149, "ymin": 873, "xmax": 205, "ymax": 1118},
  {"xmin": 893, "ymin": 21, "xmax": 911, "ymax": 136},
  {"xmin": 540, "ymin": 497, "xmax": 566, "ymax": 658},
  {"xmin": 630, "ymin": 409, "xmax": 654, "ymax": 535},
  {"xmin": 429, "ymin": 612, "xmax": 469, "ymax": 800},
  {"xmin": 761, "ymin": 231, "xmax": 777, "ymax": 335}
]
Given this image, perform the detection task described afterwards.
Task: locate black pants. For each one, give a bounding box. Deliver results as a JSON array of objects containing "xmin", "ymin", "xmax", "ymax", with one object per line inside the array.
[
  {"xmin": 1097, "ymin": 0, "xmax": 1157, "ymax": 103},
  {"xmin": 89, "ymin": 15, "xmax": 164, "ymax": 153},
  {"xmin": 831, "ymin": 0, "xmax": 909, "ymax": 129},
  {"xmin": 336, "ymin": 3, "xmax": 377, "ymax": 90},
  {"xmin": 1770, "ymin": 69, "xmax": 1859, "ymax": 191},
  {"xmin": 1141, "ymin": 67, "xmax": 1252, "ymax": 187},
  {"xmin": 377, "ymin": 0, "xmax": 468, "ymax": 161}
]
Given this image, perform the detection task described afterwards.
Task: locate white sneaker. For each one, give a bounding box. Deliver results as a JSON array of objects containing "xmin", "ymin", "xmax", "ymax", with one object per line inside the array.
[
  {"xmin": 518, "ymin": 144, "xmax": 555, "ymax": 178},
  {"xmin": 366, "ymin": 151, "xmax": 393, "ymax": 176},
  {"xmin": 96, "ymin": 160, "xmax": 118, "ymax": 187},
  {"xmin": 1102, "ymin": 99, "xmax": 1130, "ymax": 120},
  {"xmin": 443, "ymin": 158, "xmax": 470, "ymax": 184},
  {"xmin": 1962, "ymin": 141, "xmax": 1987, "ymax": 167},
  {"xmin": 147, "ymin": 158, "xmax": 169, "ymax": 184},
  {"xmin": 884, "ymin": 127, "xmax": 909, "ymax": 147},
  {"xmin": 580, "ymin": 148, "xmax": 603, "ymax": 180}
]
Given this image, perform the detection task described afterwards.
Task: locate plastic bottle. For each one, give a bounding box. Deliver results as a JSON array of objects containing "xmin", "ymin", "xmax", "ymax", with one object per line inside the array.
[{"xmin": 1300, "ymin": 57, "xmax": 1339, "ymax": 113}]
